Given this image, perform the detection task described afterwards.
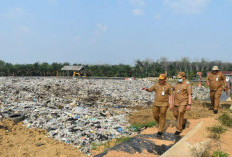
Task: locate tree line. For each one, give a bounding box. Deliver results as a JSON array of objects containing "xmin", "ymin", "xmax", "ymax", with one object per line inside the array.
[{"xmin": 0, "ymin": 58, "xmax": 232, "ymax": 79}]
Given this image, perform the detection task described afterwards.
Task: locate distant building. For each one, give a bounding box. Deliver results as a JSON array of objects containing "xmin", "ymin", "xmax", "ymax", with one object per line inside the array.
[
  {"xmin": 61, "ymin": 65, "xmax": 86, "ymax": 76},
  {"xmin": 221, "ymin": 71, "xmax": 232, "ymax": 76}
]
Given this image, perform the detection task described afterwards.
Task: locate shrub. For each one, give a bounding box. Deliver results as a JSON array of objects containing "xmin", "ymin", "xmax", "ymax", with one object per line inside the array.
[
  {"xmin": 218, "ymin": 113, "xmax": 232, "ymax": 127},
  {"xmin": 212, "ymin": 150, "xmax": 229, "ymax": 157},
  {"xmin": 207, "ymin": 125, "xmax": 226, "ymax": 139}
]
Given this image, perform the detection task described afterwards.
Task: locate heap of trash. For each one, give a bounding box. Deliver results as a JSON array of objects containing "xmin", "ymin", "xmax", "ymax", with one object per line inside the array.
[{"xmin": 0, "ymin": 77, "xmax": 210, "ymax": 154}]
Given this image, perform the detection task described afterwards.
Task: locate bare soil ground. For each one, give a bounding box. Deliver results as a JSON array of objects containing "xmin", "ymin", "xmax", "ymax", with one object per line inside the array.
[
  {"xmin": 1, "ymin": 101, "xmax": 232, "ymax": 157},
  {"xmin": 92, "ymin": 101, "xmax": 232, "ymax": 157},
  {"xmin": 0, "ymin": 120, "xmax": 85, "ymax": 157},
  {"xmin": 128, "ymin": 100, "xmax": 214, "ymax": 124}
]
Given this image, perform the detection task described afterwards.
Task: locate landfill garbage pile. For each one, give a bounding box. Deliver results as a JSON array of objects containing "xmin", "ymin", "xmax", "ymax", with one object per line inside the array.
[
  {"xmin": 0, "ymin": 77, "xmax": 209, "ymax": 154},
  {"xmin": 0, "ymin": 77, "xmax": 209, "ymax": 108},
  {"xmin": 192, "ymin": 86, "xmax": 210, "ymax": 100},
  {"xmin": 2, "ymin": 102, "xmax": 131, "ymax": 154},
  {"xmin": 0, "ymin": 77, "xmax": 155, "ymax": 108}
]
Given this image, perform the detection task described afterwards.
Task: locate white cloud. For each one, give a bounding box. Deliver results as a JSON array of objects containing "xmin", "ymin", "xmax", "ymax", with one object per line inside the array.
[
  {"xmin": 96, "ymin": 24, "xmax": 108, "ymax": 32},
  {"xmin": 154, "ymin": 14, "xmax": 161, "ymax": 20},
  {"xmin": 164, "ymin": 0, "xmax": 210, "ymax": 14},
  {"xmin": 129, "ymin": 0, "xmax": 146, "ymax": 7},
  {"xmin": 91, "ymin": 23, "xmax": 108, "ymax": 44},
  {"xmin": 128, "ymin": 0, "xmax": 146, "ymax": 16},
  {"xmin": 2, "ymin": 8, "xmax": 26, "ymax": 19},
  {"xmin": 94, "ymin": 23, "xmax": 108, "ymax": 37},
  {"xmin": 132, "ymin": 9, "xmax": 144, "ymax": 16}
]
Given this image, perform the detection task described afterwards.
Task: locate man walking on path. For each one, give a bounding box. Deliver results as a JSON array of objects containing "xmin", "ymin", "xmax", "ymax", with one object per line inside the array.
[
  {"xmin": 172, "ymin": 72, "xmax": 192, "ymax": 135},
  {"xmin": 143, "ymin": 74, "xmax": 173, "ymax": 138},
  {"xmin": 227, "ymin": 77, "xmax": 232, "ymax": 99},
  {"xmin": 206, "ymin": 66, "xmax": 227, "ymax": 114}
]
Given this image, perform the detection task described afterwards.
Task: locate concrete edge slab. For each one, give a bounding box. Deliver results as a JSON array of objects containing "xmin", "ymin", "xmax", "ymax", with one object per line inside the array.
[{"xmin": 161, "ymin": 122, "xmax": 211, "ymax": 157}]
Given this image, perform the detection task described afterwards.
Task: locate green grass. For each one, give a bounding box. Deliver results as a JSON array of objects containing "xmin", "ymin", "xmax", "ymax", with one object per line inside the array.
[
  {"xmin": 91, "ymin": 142, "xmax": 99, "ymax": 150},
  {"xmin": 102, "ymin": 136, "xmax": 131, "ymax": 150},
  {"xmin": 115, "ymin": 136, "xmax": 131, "ymax": 144},
  {"xmin": 130, "ymin": 121, "xmax": 156, "ymax": 132},
  {"xmin": 207, "ymin": 125, "xmax": 226, "ymax": 139},
  {"xmin": 218, "ymin": 113, "xmax": 232, "ymax": 127},
  {"xmin": 208, "ymin": 125, "xmax": 227, "ymax": 134},
  {"xmin": 212, "ymin": 150, "xmax": 229, "ymax": 157},
  {"xmin": 103, "ymin": 141, "xmax": 111, "ymax": 150}
]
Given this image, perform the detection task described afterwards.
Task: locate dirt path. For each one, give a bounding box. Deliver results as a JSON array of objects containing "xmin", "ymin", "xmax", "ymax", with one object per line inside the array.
[
  {"xmin": 93, "ymin": 113, "xmax": 232, "ymax": 157},
  {"xmin": 0, "ymin": 120, "xmax": 85, "ymax": 157}
]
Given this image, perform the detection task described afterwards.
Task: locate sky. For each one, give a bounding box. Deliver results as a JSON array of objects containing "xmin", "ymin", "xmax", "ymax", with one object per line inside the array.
[{"xmin": 0, "ymin": 0, "xmax": 232, "ymax": 65}]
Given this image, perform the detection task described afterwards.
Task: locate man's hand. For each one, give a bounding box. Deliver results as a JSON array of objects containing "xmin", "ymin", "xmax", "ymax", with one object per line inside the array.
[
  {"xmin": 186, "ymin": 105, "xmax": 191, "ymax": 111},
  {"xmin": 169, "ymin": 104, "xmax": 174, "ymax": 111}
]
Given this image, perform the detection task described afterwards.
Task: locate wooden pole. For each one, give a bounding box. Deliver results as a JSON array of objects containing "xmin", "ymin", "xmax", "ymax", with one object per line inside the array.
[{"xmin": 197, "ymin": 72, "xmax": 202, "ymax": 87}]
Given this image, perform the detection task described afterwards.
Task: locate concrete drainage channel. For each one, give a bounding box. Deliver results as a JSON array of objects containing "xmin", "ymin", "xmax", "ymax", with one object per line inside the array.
[
  {"xmin": 161, "ymin": 122, "xmax": 211, "ymax": 157},
  {"xmin": 94, "ymin": 121, "xmax": 210, "ymax": 157}
]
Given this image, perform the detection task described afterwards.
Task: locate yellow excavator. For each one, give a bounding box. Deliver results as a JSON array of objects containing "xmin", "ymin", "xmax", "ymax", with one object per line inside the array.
[{"xmin": 73, "ymin": 72, "xmax": 81, "ymax": 78}]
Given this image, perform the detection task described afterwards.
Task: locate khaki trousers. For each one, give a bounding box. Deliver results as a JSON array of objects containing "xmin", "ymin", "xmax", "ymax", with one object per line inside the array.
[
  {"xmin": 210, "ymin": 88, "xmax": 222, "ymax": 111},
  {"xmin": 152, "ymin": 106, "xmax": 168, "ymax": 133},
  {"xmin": 173, "ymin": 105, "xmax": 187, "ymax": 132}
]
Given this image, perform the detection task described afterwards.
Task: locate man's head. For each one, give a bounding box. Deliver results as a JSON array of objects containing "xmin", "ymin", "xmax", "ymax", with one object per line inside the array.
[
  {"xmin": 159, "ymin": 74, "xmax": 166, "ymax": 84},
  {"xmin": 212, "ymin": 66, "xmax": 219, "ymax": 74},
  {"xmin": 177, "ymin": 72, "xmax": 186, "ymax": 83}
]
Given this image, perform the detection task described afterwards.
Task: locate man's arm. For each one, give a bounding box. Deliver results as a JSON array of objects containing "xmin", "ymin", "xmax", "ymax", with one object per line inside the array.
[
  {"xmin": 169, "ymin": 86, "xmax": 174, "ymax": 110},
  {"xmin": 222, "ymin": 74, "xmax": 227, "ymax": 87},
  {"xmin": 188, "ymin": 94, "xmax": 192, "ymax": 105},
  {"xmin": 224, "ymin": 80, "xmax": 227, "ymax": 87},
  {"xmin": 169, "ymin": 94, "xmax": 174, "ymax": 110},
  {"xmin": 143, "ymin": 84, "xmax": 156, "ymax": 92},
  {"xmin": 186, "ymin": 83, "xmax": 192, "ymax": 111},
  {"xmin": 227, "ymin": 80, "xmax": 231, "ymax": 95}
]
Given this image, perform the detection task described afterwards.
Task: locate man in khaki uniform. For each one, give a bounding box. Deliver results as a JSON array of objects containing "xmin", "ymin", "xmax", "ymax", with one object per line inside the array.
[
  {"xmin": 206, "ymin": 66, "xmax": 226, "ymax": 114},
  {"xmin": 172, "ymin": 72, "xmax": 192, "ymax": 135},
  {"xmin": 143, "ymin": 74, "xmax": 173, "ymax": 138},
  {"xmin": 226, "ymin": 77, "xmax": 232, "ymax": 99}
]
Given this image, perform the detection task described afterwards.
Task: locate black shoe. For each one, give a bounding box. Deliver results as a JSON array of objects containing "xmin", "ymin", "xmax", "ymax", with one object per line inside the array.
[
  {"xmin": 182, "ymin": 119, "xmax": 187, "ymax": 130},
  {"xmin": 174, "ymin": 131, "xmax": 181, "ymax": 136},
  {"xmin": 213, "ymin": 110, "xmax": 218, "ymax": 114},
  {"xmin": 157, "ymin": 132, "xmax": 163, "ymax": 139}
]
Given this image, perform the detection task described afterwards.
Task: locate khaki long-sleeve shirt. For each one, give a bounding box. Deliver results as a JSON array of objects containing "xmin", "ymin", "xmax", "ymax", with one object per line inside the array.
[
  {"xmin": 206, "ymin": 72, "xmax": 226, "ymax": 91},
  {"xmin": 148, "ymin": 82, "xmax": 173, "ymax": 107},
  {"xmin": 173, "ymin": 80, "xmax": 192, "ymax": 106}
]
